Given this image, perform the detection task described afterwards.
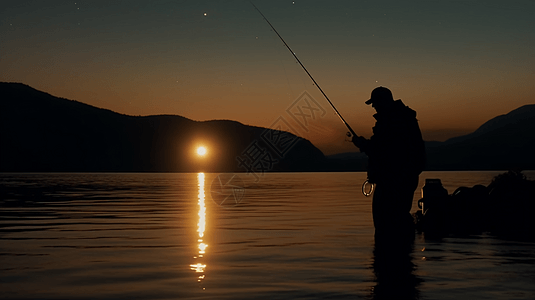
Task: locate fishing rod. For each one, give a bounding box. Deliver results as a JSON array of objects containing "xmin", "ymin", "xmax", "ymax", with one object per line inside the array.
[{"xmin": 249, "ymin": 1, "xmax": 359, "ymax": 138}]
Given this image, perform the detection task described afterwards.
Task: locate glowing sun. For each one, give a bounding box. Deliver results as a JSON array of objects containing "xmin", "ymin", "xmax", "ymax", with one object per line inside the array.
[{"xmin": 197, "ymin": 146, "xmax": 207, "ymax": 156}]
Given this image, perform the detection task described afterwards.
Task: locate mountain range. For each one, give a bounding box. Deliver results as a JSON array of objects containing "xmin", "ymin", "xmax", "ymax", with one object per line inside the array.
[
  {"xmin": 0, "ymin": 83, "xmax": 325, "ymax": 173},
  {"xmin": 1, "ymin": 82, "xmax": 533, "ymax": 172},
  {"xmin": 425, "ymin": 104, "xmax": 535, "ymax": 170}
]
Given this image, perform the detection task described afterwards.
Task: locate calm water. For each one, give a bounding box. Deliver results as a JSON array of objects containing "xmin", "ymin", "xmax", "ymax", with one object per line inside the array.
[{"xmin": 1, "ymin": 171, "xmax": 534, "ymax": 300}]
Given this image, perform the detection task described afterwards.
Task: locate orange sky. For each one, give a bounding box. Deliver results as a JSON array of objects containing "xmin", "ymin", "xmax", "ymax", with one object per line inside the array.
[{"xmin": 1, "ymin": 1, "xmax": 534, "ymax": 155}]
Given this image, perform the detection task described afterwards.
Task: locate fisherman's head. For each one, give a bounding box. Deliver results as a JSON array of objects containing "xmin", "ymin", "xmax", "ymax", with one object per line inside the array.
[{"xmin": 365, "ymin": 86, "xmax": 394, "ymax": 112}]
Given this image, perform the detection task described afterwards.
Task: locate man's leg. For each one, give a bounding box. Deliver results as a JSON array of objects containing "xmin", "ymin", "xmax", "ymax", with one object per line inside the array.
[{"xmin": 372, "ymin": 176, "xmax": 419, "ymax": 239}]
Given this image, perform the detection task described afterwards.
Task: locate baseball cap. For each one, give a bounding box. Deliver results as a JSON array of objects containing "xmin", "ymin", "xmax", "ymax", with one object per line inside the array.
[{"xmin": 365, "ymin": 86, "xmax": 394, "ymax": 105}]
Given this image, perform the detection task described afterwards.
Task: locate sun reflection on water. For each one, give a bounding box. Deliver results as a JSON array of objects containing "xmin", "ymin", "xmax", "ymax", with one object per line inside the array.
[{"xmin": 190, "ymin": 172, "xmax": 207, "ymax": 283}]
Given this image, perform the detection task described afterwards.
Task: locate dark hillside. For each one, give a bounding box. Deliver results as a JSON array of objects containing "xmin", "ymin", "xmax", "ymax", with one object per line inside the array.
[
  {"xmin": 426, "ymin": 104, "xmax": 535, "ymax": 170},
  {"xmin": 0, "ymin": 83, "xmax": 326, "ymax": 172}
]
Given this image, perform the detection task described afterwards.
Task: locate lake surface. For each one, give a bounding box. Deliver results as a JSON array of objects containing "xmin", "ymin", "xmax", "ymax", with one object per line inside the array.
[{"xmin": 1, "ymin": 171, "xmax": 534, "ymax": 299}]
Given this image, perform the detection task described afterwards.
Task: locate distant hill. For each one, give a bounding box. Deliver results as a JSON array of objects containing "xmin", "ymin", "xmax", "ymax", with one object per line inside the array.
[
  {"xmin": 425, "ymin": 104, "xmax": 535, "ymax": 170},
  {"xmin": 0, "ymin": 82, "xmax": 326, "ymax": 172},
  {"xmin": 324, "ymin": 151, "xmax": 367, "ymax": 171}
]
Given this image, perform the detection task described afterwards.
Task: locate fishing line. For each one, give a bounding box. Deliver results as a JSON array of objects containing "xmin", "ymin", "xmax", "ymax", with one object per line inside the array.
[
  {"xmin": 249, "ymin": 0, "xmax": 359, "ymax": 138},
  {"xmin": 256, "ymin": 26, "xmax": 298, "ymax": 103},
  {"xmin": 269, "ymin": 30, "xmax": 298, "ymax": 102},
  {"xmin": 265, "ymin": 28, "xmax": 309, "ymax": 103}
]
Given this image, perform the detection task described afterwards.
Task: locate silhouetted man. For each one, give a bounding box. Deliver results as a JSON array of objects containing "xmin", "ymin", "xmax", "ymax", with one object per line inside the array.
[{"xmin": 353, "ymin": 87, "xmax": 425, "ymax": 240}]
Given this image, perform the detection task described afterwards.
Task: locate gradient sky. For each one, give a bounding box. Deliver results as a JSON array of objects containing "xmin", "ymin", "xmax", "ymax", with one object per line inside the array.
[{"xmin": 1, "ymin": 0, "xmax": 534, "ymax": 155}]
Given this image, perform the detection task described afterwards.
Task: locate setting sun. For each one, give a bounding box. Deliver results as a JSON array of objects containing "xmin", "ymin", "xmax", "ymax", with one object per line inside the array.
[{"xmin": 197, "ymin": 146, "xmax": 207, "ymax": 156}]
